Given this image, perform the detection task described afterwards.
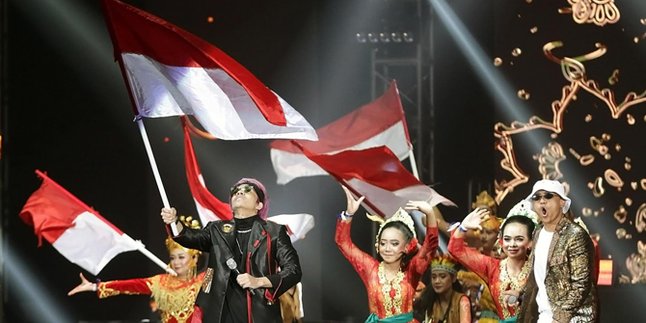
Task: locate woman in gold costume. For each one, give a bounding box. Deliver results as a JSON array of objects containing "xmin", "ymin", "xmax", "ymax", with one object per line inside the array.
[{"xmin": 68, "ymin": 219, "xmax": 204, "ymax": 323}]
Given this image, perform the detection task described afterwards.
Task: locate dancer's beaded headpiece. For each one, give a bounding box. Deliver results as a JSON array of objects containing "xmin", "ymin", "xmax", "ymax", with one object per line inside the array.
[
  {"xmin": 431, "ymin": 254, "xmax": 458, "ymax": 275},
  {"xmin": 165, "ymin": 215, "xmax": 202, "ymax": 258},
  {"xmin": 369, "ymin": 208, "xmax": 417, "ymax": 240},
  {"xmin": 472, "ymin": 190, "xmax": 497, "ymax": 213}
]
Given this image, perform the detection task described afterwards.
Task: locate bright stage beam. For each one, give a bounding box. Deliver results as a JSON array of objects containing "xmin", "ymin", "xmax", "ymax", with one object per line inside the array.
[{"xmin": 4, "ymin": 246, "xmax": 73, "ymax": 323}]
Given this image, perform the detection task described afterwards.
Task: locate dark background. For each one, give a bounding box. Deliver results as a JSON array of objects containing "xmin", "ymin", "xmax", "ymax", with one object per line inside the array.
[{"xmin": 1, "ymin": 0, "xmax": 644, "ymax": 322}]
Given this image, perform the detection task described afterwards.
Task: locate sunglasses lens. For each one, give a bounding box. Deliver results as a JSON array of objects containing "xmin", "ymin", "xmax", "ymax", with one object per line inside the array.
[
  {"xmin": 531, "ymin": 192, "xmax": 555, "ymax": 201},
  {"xmin": 231, "ymin": 184, "xmax": 254, "ymax": 196}
]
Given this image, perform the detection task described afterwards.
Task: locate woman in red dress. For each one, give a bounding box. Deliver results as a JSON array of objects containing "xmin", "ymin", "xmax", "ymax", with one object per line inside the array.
[
  {"xmin": 448, "ymin": 200, "xmax": 538, "ymax": 323},
  {"xmin": 335, "ymin": 186, "xmax": 442, "ymax": 322}
]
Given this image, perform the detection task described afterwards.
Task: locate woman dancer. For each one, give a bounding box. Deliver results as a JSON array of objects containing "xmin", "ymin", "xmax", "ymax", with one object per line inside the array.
[
  {"xmin": 420, "ymin": 254, "xmax": 471, "ymax": 323},
  {"xmin": 448, "ymin": 201, "xmax": 538, "ymax": 323},
  {"xmin": 335, "ymin": 186, "xmax": 441, "ymax": 322}
]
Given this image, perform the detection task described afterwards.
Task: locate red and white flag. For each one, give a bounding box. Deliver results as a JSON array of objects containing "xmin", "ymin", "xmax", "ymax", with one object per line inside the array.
[
  {"xmin": 19, "ymin": 170, "xmax": 139, "ymax": 275},
  {"xmin": 270, "ymin": 81, "xmax": 410, "ymax": 184},
  {"xmin": 184, "ymin": 124, "xmax": 316, "ymax": 239},
  {"xmin": 301, "ymin": 146, "xmax": 455, "ymax": 217},
  {"xmin": 183, "ymin": 121, "xmax": 233, "ymax": 225},
  {"xmin": 101, "ymin": 0, "xmax": 317, "ymax": 141}
]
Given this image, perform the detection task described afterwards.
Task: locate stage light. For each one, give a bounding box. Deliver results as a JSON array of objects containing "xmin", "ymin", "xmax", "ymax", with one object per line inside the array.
[
  {"xmin": 356, "ymin": 32, "xmax": 367, "ymax": 43},
  {"xmin": 402, "ymin": 32, "xmax": 414, "ymax": 43},
  {"xmin": 379, "ymin": 32, "xmax": 391, "ymax": 43},
  {"xmin": 368, "ymin": 32, "xmax": 379, "ymax": 43},
  {"xmin": 391, "ymin": 32, "xmax": 403, "ymax": 43}
]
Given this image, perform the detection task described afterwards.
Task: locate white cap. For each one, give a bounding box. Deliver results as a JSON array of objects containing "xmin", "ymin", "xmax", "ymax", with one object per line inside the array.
[{"xmin": 525, "ymin": 180, "xmax": 571, "ymax": 214}]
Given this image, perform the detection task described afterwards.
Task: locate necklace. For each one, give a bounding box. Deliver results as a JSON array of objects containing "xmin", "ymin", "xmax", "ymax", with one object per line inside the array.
[
  {"xmin": 377, "ymin": 262, "xmax": 404, "ymax": 317},
  {"xmin": 498, "ymin": 258, "xmax": 531, "ymax": 318}
]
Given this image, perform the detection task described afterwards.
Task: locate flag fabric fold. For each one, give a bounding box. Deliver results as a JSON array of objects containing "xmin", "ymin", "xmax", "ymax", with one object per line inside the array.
[
  {"xmin": 300, "ymin": 146, "xmax": 455, "ymax": 217},
  {"xmin": 270, "ymin": 81, "xmax": 410, "ymax": 184},
  {"xmin": 19, "ymin": 170, "xmax": 139, "ymax": 275},
  {"xmin": 183, "ymin": 121, "xmax": 233, "ymax": 224},
  {"xmin": 101, "ymin": 0, "xmax": 317, "ymax": 141}
]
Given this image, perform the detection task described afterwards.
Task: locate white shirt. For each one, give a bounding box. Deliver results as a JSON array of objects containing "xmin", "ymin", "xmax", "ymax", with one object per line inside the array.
[{"xmin": 534, "ymin": 228, "xmax": 554, "ymax": 323}]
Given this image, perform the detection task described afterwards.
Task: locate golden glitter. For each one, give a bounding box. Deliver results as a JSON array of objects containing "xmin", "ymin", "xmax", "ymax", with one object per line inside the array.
[
  {"xmin": 580, "ymin": 154, "xmax": 595, "ymax": 166},
  {"xmin": 512, "ymin": 48, "xmax": 522, "ymax": 57},
  {"xmin": 584, "ymin": 114, "xmax": 592, "ymax": 122},
  {"xmin": 631, "ymin": 182, "xmax": 638, "ymax": 190},
  {"xmin": 569, "ymin": 148, "xmax": 581, "ymax": 159},
  {"xmin": 550, "ymin": 133, "xmax": 558, "ymax": 139},
  {"xmin": 530, "ymin": 26, "xmax": 538, "ymax": 34},
  {"xmin": 587, "ymin": 182, "xmax": 594, "ymax": 189},
  {"xmin": 616, "ymin": 228, "xmax": 627, "ymax": 239},
  {"xmin": 626, "ymin": 157, "xmax": 632, "ymax": 163},
  {"xmin": 604, "ymin": 153, "xmax": 611, "ymax": 160},
  {"xmin": 602, "ymin": 133, "xmax": 611, "ymax": 141},
  {"xmin": 526, "ymin": 0, "xmax": 533, "ymax": 3},
  {"xmin": 207, "ymin": 16, "xmax": 214, "ymax": 23},
  {"xmin": 636, "ymin": 204, "xmax": 646, "ymax": 233},
  {"xmin": 582, "ymin": 208, "xmax": 592, "ymax": 216},
  {"xmin": 608, "ymin": 170, "xmax": 623, "ymax": 187},
  {"xmin": 641, "ymin": 179, "xmax": 646, "ymax": 190},
  {"xmin": 625, "ymin": 163, "xmax": 632, "ymax": 171},
  {"xmin": 593, "ymin": 210, "xmax": 600, "ymax": 217},
  {"xmin": 615, "ymin": 144, "xmax": 621, "ymax": 151},
  {"xmin": 494, "ymin": 57, "xmax": 503, "ymax": 66},
  {"xmin": 592, "ymin": 177, "xmax": 605, "ymax": 197},
  {"xmin": 626, "ymin": 198, "xmax": 633, "ymax": 206},
  {"xmin": 627, "ymin": 114, "xmax": 635, "ymax": 125},
  {"xmin": 608, "ymin": 69, "xmax": 619, "ymax": 85},
  {"xmin": 641, "ymin": 18, "xmax": 646, "ymax": 25},
  {"xmin": 517, "ymin": 89, "xmax": 530, "ymax": 100}
]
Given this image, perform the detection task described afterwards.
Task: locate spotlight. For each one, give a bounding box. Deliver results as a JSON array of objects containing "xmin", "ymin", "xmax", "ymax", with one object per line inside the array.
[
  {"xmin": 391, "ymin": 32, "xmax": 403, "ymax": 43},
  {"xmin": 356, "ymin": 32, "xmax": 367, "ymax": 43},
  {"xmin": 379, "ymin": 32, "xmax": 390, "ymax": 43},
  {"xmin": 402, "ymin": 32, "xmax": 414, "ymax": 43},
  {"xmin": 367, "ymin": 32, "xmax": 379, "ymax": 43}
]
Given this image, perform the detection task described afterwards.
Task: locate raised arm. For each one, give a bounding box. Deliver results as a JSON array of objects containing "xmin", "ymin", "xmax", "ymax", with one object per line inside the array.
[
  {"xmin": 447, "ymin": 208, "xmax": 497, "ymax": 283},
  {"xmin": 335, "ymin": 186, "xmax": 375, "ymax": 278},
  {"xmin": 405, "ymin": 201, "xmax": 439, "ymax": 274}
]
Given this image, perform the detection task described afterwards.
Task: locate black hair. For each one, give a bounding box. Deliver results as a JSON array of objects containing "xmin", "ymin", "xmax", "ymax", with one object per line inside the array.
[
  {"xmin": 500, "ymin": 215, "xmax": 536, "ymax": 239},
  {"xmin": 415, "ymin": 267, "xmax": 468, "ymax": 319},
  {"xmin": 377, "ymin": 221, "xmax": 416, "ymax": 270}
]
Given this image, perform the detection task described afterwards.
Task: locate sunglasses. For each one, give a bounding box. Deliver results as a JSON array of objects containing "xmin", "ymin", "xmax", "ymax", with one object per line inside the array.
[
  {"xmin": 530, "ymin": 192, "xmax": 555, "ymax": 201},
  {"xmin": 230, "ymin": 184, "xmax": 255, "ymax": 197}
]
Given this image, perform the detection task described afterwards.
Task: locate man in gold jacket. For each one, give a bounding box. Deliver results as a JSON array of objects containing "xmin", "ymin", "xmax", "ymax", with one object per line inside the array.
[{"xmin": 517, "ymin": 180, "xmax": 597, "ymax": 323}]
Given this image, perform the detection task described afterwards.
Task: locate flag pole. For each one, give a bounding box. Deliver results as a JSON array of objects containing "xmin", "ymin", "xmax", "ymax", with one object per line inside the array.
[
  {"xmin": 136, "ymin": 118, "xmax": 179, "ymax": 236},
  {"xmin": 123, "ymin": 234, "xmax": 177, "ymax": 276},
  {"xmin": 407, "ymin": 149, "xmax": 420, "ymax": 180}
]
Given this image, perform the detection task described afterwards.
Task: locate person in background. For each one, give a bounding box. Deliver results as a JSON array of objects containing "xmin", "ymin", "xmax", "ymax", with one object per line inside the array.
[
  {"xmin": 517, "ymin": 180, "xmax": 597, "ymax": 323},
  {"xmin": 418, "ymin": 254, "xmax": 471, "ymax": 323},
  {"xmin": 336, "ymin": 186, "xmax": 440, "ymax": 322},
  {"xmin": 68, "ymin": 216, "xmax": 205, "ymax": 323}
]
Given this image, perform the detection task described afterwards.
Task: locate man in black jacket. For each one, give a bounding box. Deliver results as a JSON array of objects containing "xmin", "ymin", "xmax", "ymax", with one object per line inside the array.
[{"xmin": 161, "ymin": 178, "xmax": 302, "ymax": 323}]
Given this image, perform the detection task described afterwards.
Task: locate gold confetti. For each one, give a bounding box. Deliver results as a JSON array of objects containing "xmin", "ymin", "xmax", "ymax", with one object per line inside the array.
[
  {"xmin": 530, "ymin": 26, "xmax": 538, "ymax": 34},
  {"xmin": 592, "ymin": 177, "xmax": 605, "ymax": 197},
  {"xmin": 631, "ymin": 182, "xmax": 638, "ymax": 190},
  {"xmin": 641, "ymin": 179, "xmax": 646, "ymax": 190},
  {"xmin": 580, "ymin": 154, "xmax": 595, "ymax": 166},
  {"xmin": 517, "ymin": 89, "xmax": 530, "ymax": 100},
  {"xmin": 616, "ymin": 228, "xmax": 627, "ymax": 239},
  {"xmin": 625, "ymin": 163, "xmax": 632, "ymax": 171},
  {"xmin": 512, "ymin": 48, "xmax": 522, "ymax": 57},
  {"xmin": 602, "ymin": 133, "xmax": 611, "ymax": 141},
  {"xmin": 627, "ymin": 114, "xmax": 635, "ymax": 125},
  {"xmin": 641, "ymin": 18, "xmax": 646, "ymax": 25},
  {"xmin": 207, "ymin": 16, "xmax": 214, "ymax": 23},
  {"xmin": 608, "ymin": 69, "xmax": 619, "ymax": 85},
  {"xmin": 605, "ymin": 169, "xmax": 624, "ymax": 188},
  {"xmin": 626, "ymin": 198, "xmax": 633, "ymax": 206},
  {"xmin": 615, "ymin": 144, "xmax": 621, "ymax": 151},
  {"xmin": 493, "ymin": 57, "xmax": 503, "ymax": 66},
  {"xmin": 637, "ymin": 204, "xmax": 646, "ymax": 233},
  {"xmin": 585, "ymin": 114, "xmax": 592, "ymax": 122},
  {"xmin": 604, "ymin": 153, "xmax": 611, "ymax": 160},
  {"xmin": 582, "ymin": 207, "xmax": 593, "ymax": 216}
]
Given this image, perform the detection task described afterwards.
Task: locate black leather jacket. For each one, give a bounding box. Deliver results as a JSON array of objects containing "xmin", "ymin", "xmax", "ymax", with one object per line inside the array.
[{"xmin": 174, "ymin": 218, "xmax": 302, "ymax": 323}]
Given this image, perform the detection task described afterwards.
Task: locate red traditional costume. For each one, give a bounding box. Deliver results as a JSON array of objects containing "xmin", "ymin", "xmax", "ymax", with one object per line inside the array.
[
  {"xmin": 335, "ymin": 218, "xmax": 439, "ymax": 321},
  {"xmin": 98, "ymin": 271, "xmax": 205, "ymax": 323}
]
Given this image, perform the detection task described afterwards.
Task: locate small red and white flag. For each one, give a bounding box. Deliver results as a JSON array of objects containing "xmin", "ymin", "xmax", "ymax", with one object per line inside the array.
[
  {"xmin": 270, "ymin": 81, "xmax": 410, "ymax": 184},
  {"xmin": 19, "ymin": 171, "xmax": 139, "ymax": 275},
  {"xmin": 301, "ymin": 146, "xmax": 455, "ymax": 217},
  {"xmin": 101, "ymin": 0, "xmax": 317, "ymax": 141}
]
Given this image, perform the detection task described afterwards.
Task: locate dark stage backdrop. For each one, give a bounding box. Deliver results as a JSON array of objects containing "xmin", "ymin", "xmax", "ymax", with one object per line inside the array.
[{"xmin": 5, "ymin": 0, "xmax": 643, "ymax": 322}]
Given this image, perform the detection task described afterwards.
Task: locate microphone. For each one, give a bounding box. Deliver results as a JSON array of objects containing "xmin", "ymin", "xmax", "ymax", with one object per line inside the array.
[{"xmin": 226, "ymin": 258, "xmax": 255, "ymax": 295}]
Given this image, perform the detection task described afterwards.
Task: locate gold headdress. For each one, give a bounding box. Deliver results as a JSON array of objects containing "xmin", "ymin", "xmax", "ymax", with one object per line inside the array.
[
  {"xmin": 368, "ymin": 208, "xmax": 417, "ymax": 240},
  {"xmin": 165, "ymin": 215, "xmax": 202, "ymax": 258},
  {"xmin": 431, "ymin": 254, "xmax": 458, "ymax": 275},
  {"xmin": 471, "ymin": 190, "xmax": 497, "ymax": 213}
]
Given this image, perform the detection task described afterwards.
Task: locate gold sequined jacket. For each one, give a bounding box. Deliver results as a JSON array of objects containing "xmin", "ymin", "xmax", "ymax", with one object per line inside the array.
[{"xmin": 517, "ymin": 217, "xmax": 598, "ymax": 323}]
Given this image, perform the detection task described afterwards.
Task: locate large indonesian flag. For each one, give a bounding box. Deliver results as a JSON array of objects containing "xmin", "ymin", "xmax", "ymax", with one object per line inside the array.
[
  {"xmin": 302, "ymin": 146, "xmax": 455, "ymax": 217},
  {"xmin": 270, "ymin": 81, "xmax": 410, "ymax": 184},
  {"xmin": 19, "ymin": 171, "xmax": 139, "ymax": 275},
  {"xmin": 101, "ymin": 0, "xmax": 317, "ymax": 141}
]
